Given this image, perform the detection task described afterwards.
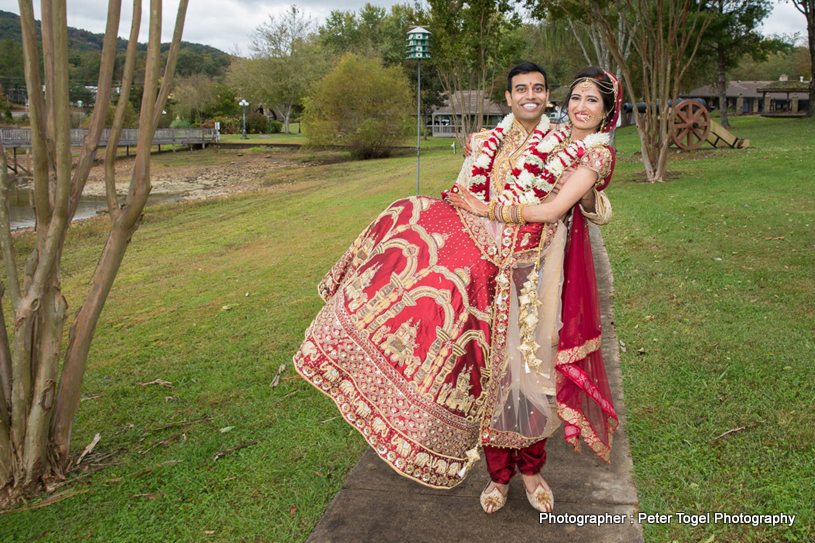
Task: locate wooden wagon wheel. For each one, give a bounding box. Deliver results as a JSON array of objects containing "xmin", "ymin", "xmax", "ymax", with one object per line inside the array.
[{"xmin": 671, "ymin": 100, "xmax": 711, "ymax": 150}]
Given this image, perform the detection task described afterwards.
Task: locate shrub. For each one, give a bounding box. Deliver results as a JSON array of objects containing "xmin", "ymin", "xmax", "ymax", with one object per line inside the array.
[
  {"xmin": 170, "ymin": 118, "xmax": 192, "ymax": 129},
  {"xmin": 269, "ymin": 120, "xmax": 283, "ymax": 134},
  {"xmin": 245, "ymin": 111, "xmax": 271, "ymax": 134},
  {"xmin": 212, "ymin": 116, "xmax": 241, "ymax": 134},
  {"xmin": 302, "ymin": 53, "xmax": 413, "ymax": 159}
]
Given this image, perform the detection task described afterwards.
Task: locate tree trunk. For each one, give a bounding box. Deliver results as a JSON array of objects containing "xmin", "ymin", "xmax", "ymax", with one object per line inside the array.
[
  {"xmin": 717, "ymin": 42, "xmax": 730, "ymax": 128},
  {"xmin": 50, "ymin": 223, "xmax": 136, "ymax": 460},
  {"xmin": 22, "ymin": 282, "xmax": 66, "ymax": 481}
]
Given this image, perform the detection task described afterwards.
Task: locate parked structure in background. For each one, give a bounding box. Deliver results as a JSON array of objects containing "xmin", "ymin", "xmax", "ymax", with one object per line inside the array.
[{"xmin": 685, "ymin": 75, "xmax": 811, "ymax": 117}]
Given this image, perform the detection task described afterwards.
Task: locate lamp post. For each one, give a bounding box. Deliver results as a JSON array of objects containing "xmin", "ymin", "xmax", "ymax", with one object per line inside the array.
[
  {"xmin": 239, "ymin": 99, "xmax": 249, "ymax": 139},
  {"xmin": 162, "ymin": 110, "xmax": 166, "ymax": 129},
  {"xmin": 406, "ymin": 26, "xmax": 431, "ymax": 196},
  {"xmin": 77, "ymin": 100, "xmax": 83, "ymax": 128}
]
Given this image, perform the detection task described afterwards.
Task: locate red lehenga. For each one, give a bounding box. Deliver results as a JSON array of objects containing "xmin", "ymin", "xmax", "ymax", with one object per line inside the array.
[{"xmin": 294, "ymin": 126, "xmax": 619, "ymax": 490}]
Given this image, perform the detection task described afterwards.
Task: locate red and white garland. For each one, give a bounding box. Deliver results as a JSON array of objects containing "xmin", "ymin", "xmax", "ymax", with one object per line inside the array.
[{"xmin": 467, "ymin": 114, "xmax": 611, "ymax": 206}]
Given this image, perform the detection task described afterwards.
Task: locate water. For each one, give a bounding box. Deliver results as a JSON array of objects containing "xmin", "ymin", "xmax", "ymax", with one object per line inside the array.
[{"xmin": 4, "ymin": 185, "xmax": 183, "ymax": 230}]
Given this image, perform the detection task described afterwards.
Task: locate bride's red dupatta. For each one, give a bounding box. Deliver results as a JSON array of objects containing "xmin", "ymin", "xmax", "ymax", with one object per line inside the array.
[{"xmin": 555, "ymin": 149, "xmax": 618, "ymax": 462}]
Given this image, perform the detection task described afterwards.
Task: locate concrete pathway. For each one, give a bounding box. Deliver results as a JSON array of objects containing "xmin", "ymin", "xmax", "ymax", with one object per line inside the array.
[{"xmin": 306, "ymin": 225, "xmax": 643, "ymax": 543}]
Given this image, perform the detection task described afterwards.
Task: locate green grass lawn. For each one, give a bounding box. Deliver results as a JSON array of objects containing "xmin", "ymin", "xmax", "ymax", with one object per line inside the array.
[
  {"xmin": 0, "ymin": 117, "xmax": 812, "ymax": 542},
  {"xmin": 605, "ymin": 116, "xmax": 814, "ymax": 543}
]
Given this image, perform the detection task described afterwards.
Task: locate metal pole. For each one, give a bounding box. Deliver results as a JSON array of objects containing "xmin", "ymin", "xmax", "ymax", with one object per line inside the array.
[
  {"xmin": 416, "ymin": 59, "xmax": 421, "ymax": 196},
  {"xmin": 242, "ymin": 106, "xmax": 247, "ymax": 139}
]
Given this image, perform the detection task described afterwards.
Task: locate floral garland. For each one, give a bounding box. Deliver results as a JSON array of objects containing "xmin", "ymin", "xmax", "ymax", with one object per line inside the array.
[
  {"xmin": 467, "ymin": 114, "xmax": 548, "ymax": 203},
  {"xmin": 499, "ymin": 125, "xmax": 612, "ymax": 205},
  {"xmin": 466, "ymin": 113, "xmax": 612, "ymax": 206}
]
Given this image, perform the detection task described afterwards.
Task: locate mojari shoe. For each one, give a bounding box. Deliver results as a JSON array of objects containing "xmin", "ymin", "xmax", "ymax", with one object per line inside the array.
[
  {"xmin": 522, "ymin": 472, "xmax": 553, "ymax": 512},
  {"xmin": 480, "ymin": 481, "xmax": 509, "ymax": 514}
]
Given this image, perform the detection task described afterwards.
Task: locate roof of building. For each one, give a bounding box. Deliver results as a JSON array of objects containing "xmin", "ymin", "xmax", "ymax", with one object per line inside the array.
[
  {"xmin": 757, "ymin": 80, "xmax": 810, "ymax": 93},
  {"xmin": 685, "ymin": 80, "xmax": 810, "ymax": 100},
  {"xmin": 432, "ymin": 90, "xmax": 510, "ymax": 116}
]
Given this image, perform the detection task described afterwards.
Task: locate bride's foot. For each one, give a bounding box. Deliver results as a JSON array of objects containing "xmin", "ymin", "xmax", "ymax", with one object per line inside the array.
[
  {"xmin": 480, "ymin": 481, "xmax": 509, "ymax": 514},
  {"xmin": 521, "ymin": 472, "xmax": 553, "ymax": 512}
]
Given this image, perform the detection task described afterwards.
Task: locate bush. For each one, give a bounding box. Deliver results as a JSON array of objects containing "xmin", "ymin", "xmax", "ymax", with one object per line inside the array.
[
  {"xmin": 269, "ymin": 120, "xmax": 283, "ymax": 134},
  {"xmin": 246, "ymin": 112, "xmax": 271, "ymax": 134},
  {"xmin": 211, "ymin": 116, "xmax": 241, "ymax": 134},
  {"xmin": 170, "ymin": 118, "xmax": 192, "ymax": 129},
  {"xmin": 302, "ymin": 53, "xmax": 413, "ymax": 159}
]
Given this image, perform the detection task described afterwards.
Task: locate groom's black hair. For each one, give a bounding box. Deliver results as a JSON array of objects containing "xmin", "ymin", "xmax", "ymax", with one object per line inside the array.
[{"xmin": 506, "ymin": 62, "xmax": 548, "ymax": 93}]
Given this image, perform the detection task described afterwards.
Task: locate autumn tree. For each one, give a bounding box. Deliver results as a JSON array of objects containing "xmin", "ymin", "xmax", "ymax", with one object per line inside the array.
[
  {"xmin": 0, "ymin": 0, "xmax": 187, "ymax": 500},
  {"xmin": 791, "ymin": 0, "xmax": 815, "ymax": 117},
  {"xmin": 571, "ymin": 0, "xmax": 715, "ymax": 181},
  {"xmin": 302, "ymin": 53, "xmax": 413, "ymax": 159}
]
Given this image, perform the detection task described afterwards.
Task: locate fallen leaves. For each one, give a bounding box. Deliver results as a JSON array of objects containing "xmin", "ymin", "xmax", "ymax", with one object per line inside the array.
[{"xmin": 132, "ymin": 492, "xmax": 165, "ymax": 500}]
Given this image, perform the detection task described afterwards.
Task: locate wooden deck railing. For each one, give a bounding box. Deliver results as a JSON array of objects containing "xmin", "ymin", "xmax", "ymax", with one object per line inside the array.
[{"xmin": 0, "ymin": 128, "xmax": 219, "ymax": 149}]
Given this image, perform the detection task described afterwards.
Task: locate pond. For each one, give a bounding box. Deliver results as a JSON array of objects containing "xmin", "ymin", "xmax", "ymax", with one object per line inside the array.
[{"xmin": 4, "ymin": 184, "xmax": 184, "ymax": 230}]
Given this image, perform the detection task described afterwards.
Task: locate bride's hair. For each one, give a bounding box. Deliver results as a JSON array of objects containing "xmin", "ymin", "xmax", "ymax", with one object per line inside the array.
[{"xmin": 566, "ymin": 66, "xmax": 617, "ymax": 130}]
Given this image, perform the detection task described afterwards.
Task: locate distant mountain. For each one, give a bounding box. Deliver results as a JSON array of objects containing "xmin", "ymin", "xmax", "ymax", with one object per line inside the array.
[{"xmin": 0, "ymin": 9, "xmax": 233, "ymax": 101}]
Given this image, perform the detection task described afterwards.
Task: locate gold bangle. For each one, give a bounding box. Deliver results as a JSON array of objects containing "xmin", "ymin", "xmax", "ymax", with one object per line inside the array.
[
  {"xmin": 502, "ymin": 203, "xmax": 511, "ymax": 223},
  {"xmin": 518, "ymin": 204, "xmax": 526, "ymax": 225},
  {"xmin": 488, "ymin": 200, "xmax": 496, "ymax": 221}
]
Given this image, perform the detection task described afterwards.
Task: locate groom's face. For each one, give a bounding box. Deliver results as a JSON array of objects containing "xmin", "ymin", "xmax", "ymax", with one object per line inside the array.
[{"xmin": 505, "ymin": 72, "xmax": 549, "ymax": 127}]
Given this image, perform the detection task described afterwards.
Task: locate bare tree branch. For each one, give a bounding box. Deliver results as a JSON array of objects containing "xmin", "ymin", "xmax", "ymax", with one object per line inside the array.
[
  {"xmin": 0, "ymin": 142, "xmax": 21, "ymax": 309},
  {"xmin": 67, "ymin": 0, "xmax": 124, "ymax": 219},
  {"xmin": 105, "ymin": 0, "xmax": 142, "ymax": 219}
]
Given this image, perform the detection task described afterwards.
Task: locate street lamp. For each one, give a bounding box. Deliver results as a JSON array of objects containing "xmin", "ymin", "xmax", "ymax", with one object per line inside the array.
[
  {"xmin": 239, "ymin": 99, "xmax": 249, "ymax": 139},
  {"xmin": 162, "ymin": 110, "xmax": 166, "ymax": 129},
  {"xmin": 77, "ymin": 100, "xmax": 83, "ymax": 127},
  {"xmin": 406, "ymin": 26, "xmax": 431, "ymax": 196}
]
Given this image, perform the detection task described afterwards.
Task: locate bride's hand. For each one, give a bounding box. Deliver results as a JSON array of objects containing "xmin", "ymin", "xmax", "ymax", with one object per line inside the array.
[{"xmin": 446, "ymin": 184, "xmax": 488, "ymax": 216}]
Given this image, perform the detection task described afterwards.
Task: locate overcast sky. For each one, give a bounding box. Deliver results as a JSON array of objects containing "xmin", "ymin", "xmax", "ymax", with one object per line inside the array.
[{"xmin": 0, "ymin": 0, "xmax": 809, "ymax": 55}]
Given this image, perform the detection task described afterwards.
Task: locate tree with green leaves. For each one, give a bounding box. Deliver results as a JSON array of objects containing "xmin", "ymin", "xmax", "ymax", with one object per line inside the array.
[
  {"xmin": 302, "ymin": 53, "xmax": 413, "ymax": 159},
  {"xmin": 790, "ymin": 0, "xmax": 814, "ymax": 117},
  {"xmin": 526, "ymin": 0, "xmax": 633, "ymax": 81},
  {"xmin": 318, "ymin": 4, "xmax": 445, "ymax": 139},
  {"xmin": 568, "ymin": 0, "xmax": 715, "ymax": 181},
  {"xmin": 427, "ymin": 0, "xmax": 524, "ymax": 145},
  {"xmin": 697, "ymin": 0, "xmax": 780, "ymax": 127}
]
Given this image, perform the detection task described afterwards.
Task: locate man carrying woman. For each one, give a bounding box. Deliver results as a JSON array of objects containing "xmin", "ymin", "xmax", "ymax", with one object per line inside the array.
[{"xmin": 293, "ymin": 61, "xmax": 621, "ymax": 514}]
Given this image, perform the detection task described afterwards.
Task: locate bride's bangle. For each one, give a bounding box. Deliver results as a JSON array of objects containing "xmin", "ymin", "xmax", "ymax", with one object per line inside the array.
[{"xmin": 488, "ymin": 200, "xmax": 497, "ymax": 221}]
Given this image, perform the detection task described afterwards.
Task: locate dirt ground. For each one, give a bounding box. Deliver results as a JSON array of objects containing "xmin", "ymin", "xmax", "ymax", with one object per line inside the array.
[{"xmin": 79, "ymin": 148, "xmax": 297, "ymax": 201}]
